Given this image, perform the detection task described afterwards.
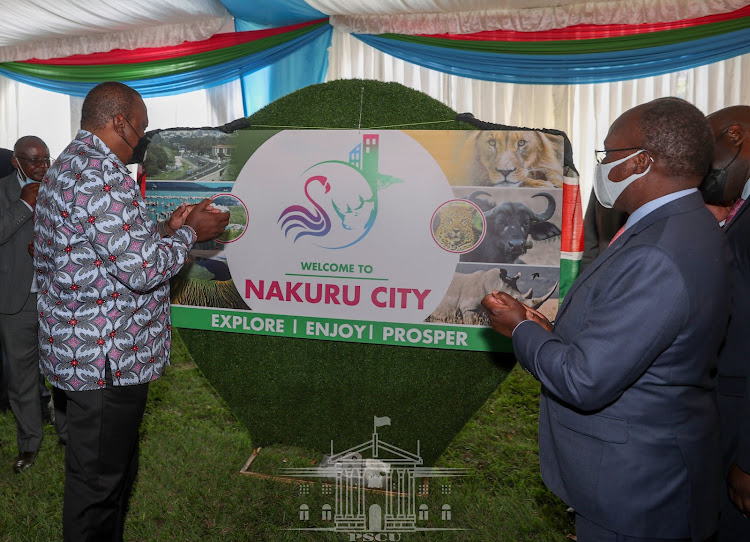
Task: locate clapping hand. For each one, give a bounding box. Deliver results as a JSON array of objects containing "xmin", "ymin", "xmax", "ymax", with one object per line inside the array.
[
  {"xmin": 166, "ymin": 201, "xmax": 226, "ymax": 236},
  {"xmin": 184, "ymin": 198, "xmax": 231, "ymax": 242},
  {"xmin": 166, "ymin": 203, "xmax": 190, "ymax": 234}
]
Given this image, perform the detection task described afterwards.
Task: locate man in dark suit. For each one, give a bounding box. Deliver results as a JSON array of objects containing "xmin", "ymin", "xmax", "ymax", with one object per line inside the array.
[
  {"xmin": 0, "ymin": 136, "xmax": 48, "ymax": 472},
  {"xmin": 482, "ymin": 97, "xmax": 730, "ymax": 541},
  {"xmin": 0, "ymin": 147, "xmax": 15, "ymax": 419},
  {"xmin": 705, "ymin": 105, "xmax": 750, "ymax": 541}
]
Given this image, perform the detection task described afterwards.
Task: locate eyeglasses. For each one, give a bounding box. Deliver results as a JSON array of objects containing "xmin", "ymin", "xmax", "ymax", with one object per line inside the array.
[
  {"xmin": 15, "ymin": 156, "xmax": 51, "ymax": 167},
  {"xmin": 594, "ymin": 147, "xmax": 647, "ymax": 164}
]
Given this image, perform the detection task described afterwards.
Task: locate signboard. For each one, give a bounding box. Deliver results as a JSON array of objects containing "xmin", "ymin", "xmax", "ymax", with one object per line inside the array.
[{"xmin": 145, "ymin": 129, "xmax": 581, "ymax": 352}]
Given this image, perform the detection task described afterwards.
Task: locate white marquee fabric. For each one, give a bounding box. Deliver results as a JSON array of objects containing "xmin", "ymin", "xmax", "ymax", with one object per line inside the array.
[
  {"xmin": 0, "ymin": 0, "xmax": 743, "ymax": 63},
  {"xmin": 0, "ymin": 0, "xmax": 231, "ymax": 62},
  {"xmin": 0, "ymin": 0, "xmax": 747, "ymax": 207},
  {"xmin": 327, "ymin": 29, "xmax": 750, "ymax": 207},
  {"xmin": 311, "ymin": 0, "xmax": 749, "ymax": 33}
]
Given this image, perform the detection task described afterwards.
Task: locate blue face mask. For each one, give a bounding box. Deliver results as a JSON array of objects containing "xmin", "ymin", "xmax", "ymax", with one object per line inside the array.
[
  {"xmin": 15, "ymin": 162, "xmax": 36, "ymax": 185},
  {"xmin": 594, "ymin": 149, "xmax": 652, "ymax": 209}
]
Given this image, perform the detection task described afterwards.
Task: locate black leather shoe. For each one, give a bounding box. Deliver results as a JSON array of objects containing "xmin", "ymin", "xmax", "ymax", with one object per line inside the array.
[{"xmin": 13, "ymin": 451, "xmax": 38, "ymax": 473}]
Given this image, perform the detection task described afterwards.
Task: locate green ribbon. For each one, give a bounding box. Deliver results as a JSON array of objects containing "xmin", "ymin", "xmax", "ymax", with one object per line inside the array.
[
  {"xmin": 380, "ymin": 16, "xmax": 750, "ymax": 55},
  {"xmin": 0, "ymin": 22, "xmax": 326, "ymax": 81}
]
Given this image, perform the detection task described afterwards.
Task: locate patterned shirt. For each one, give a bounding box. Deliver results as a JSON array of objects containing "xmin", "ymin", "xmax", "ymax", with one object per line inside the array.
[{"xmin": 34, "ymin": 130, "xmax": 196, "ymax": 391}]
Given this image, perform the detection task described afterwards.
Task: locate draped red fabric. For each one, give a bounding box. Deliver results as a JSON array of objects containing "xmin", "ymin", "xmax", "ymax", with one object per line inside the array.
[
  {"xmin": 22, "ymin": 18, "xmax": 329, "ymax": 65},
  {"xmin": 421, "ymin": 5, "xmax": 750, "ymax": 41}
]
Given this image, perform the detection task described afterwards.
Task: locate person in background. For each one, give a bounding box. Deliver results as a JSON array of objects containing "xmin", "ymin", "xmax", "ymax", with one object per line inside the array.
[
  {"xmin": 0, "ymin": 136, "xmax": 48, "ymax": 472},
  {"xmin": 0, "ymin": 147, "xmax": 13, "ymax": 177},
  {"xmin": 702, "ymin": 105, "xmax": 750, "ymax": 541},
  {"xmin": 482, "ymin": 97, "xmax": 730, "ymax": 542},
  {"xmin": 0, "ymin": 147, "xmax": 15, "ymax": 424},
  {"xmin": 580, "ymin": 189, "xmax": 627, "ymax": 271},
  {"xmin": 33, "ymin": 81, "xmax": 229, "ymax": 542}
]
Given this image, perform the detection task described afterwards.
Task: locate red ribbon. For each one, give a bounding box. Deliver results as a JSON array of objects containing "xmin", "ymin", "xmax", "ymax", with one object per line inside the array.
[
  {"xmin": 22, "ymin": 18, "xmax": 329, "ymax": 65},
  {"xmin": 421, "ymin": 6, "xmax": 750, "ymax": 41}
]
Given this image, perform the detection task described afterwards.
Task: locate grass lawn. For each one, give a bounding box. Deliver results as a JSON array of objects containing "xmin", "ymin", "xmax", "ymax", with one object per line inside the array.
[{"xmin": 0, "ymin": 330, "xmax": 574, "ymax": 541}]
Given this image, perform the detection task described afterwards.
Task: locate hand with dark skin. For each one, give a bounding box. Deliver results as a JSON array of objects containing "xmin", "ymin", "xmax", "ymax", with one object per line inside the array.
[
  {"xmin": 184, "ymin": 198, "xmax": 231, "ymax": 242},
  {"xmin": 481, "ymin": 291, "xmax": 553, "ymax": 336},
  {"xmin": 728, "ymin": 463, "xmax": 750, "ymax": 517},
  {"xmin": 706, "ymin": 202, "xmax": 733, "ymax": 224},
  {"xmin": 166, "ymin": 203, "xmax": 190, "ymax": 234},
  {"xmin": 20, "ymin": 182, "xmax": 40, "ymax": 208},
  {"xmin": 480, "ymin": 291, "xmax": 529, "ymax": 337},
  {"xmin": 524, "ymin": 303, "xmax": 554, "ymax": 332},
  {"xmin": 164, "ymin": 201, "xmax": 225, "ymax": 236}
]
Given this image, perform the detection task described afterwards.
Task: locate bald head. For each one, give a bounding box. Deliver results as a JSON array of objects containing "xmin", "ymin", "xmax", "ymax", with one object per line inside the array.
[
  {"xmin": 707, "ymin": 105, "xmax": 750, "ymax": 128},
  {"xmin": 704, "ymin": 105, "xmax": 750, "ymax": 203},
  {"xmin": 12, "ymin": 135, "xmax": 50, "ymax": 182},
  {"xmin": 14, "ymin": 135, "xmax": 46, "ymax": 155}
]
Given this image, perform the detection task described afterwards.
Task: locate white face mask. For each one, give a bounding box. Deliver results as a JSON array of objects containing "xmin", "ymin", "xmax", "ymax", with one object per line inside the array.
[{"xmin": 594, "ymin": 149, "xmax": 651, "ymax": 208}]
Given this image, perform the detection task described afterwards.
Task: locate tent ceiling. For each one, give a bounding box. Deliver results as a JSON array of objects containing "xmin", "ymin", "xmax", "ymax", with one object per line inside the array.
[
  {"xmin": 0, "ymin": 0, "xmax": 230, "ymax": 62},
  {"xmin": 0, "ymin": 0, "xmax": 745, "ymax": 62},
  {"xmin": 305, "ymin": 0, "xmax": 591, "ymax": 16},
  {"xmin": 311, "ymin": 0, "xmax": 750, "ymax": 33}
]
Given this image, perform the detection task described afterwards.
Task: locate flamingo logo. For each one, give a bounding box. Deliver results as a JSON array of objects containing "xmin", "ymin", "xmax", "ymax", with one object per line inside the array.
[
  {"xmin": 278, "ymin": 175, "xmax": 332, "ymax": 242},
  {"xmin": 278, "ymin": 135, "xmax": 402, "ymax": 250}
]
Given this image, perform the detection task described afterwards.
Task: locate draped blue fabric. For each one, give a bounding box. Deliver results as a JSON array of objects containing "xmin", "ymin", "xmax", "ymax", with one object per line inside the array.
[
  {"xmin": 354, "ymin": 28, "xmax": 750, "ymax": 84},
  {"xmin": 0, "ymin": 25, "xmax": 332, "ymax": 99},
  {"xmin": 238, "ymin": 26, "xmax": 332, "ymax": 116},
  {"xmin": 221, "ymin": 0, "xmax": 325, "ymax": 30},
  {"xmin": 219, "ymin": 0, "xmax": 330, "ymax": 115}
]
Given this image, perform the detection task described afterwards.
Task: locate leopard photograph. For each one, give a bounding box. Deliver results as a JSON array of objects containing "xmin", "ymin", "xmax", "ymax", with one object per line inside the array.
[{"xmin": 431, "ymin": 200, "xmax": 484, "ymax": 253}]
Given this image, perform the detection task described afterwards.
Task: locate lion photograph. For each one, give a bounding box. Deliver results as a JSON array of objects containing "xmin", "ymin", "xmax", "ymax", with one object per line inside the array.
[{"xmin": 460, "ymin": 130, "xmax": 564, "ymax": 188}]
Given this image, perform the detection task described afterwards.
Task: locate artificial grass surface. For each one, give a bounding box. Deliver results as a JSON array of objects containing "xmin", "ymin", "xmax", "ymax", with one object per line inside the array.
[
  {"xmin": 179, "ymin": 329, "xmax": 513, "ymax": 466},
  {"xmin": 0, "ymin": 329, "xmax": 573, "ymax": 541},
  {"xmin": 181, "ymin": 79, "xmax": 505, "ymax": 461},
  {"xmin": 246, "ymin": 79, "xmax": 473, "ymax": 131}
]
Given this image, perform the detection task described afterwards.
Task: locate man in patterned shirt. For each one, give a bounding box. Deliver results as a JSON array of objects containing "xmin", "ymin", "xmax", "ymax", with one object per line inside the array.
[{"xmin": 33, "ymin": 81, "xmax": 229, "ymax": 541}]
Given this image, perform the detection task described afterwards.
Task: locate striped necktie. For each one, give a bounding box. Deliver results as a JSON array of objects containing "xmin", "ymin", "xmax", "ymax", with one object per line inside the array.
[
  {"xmin": 608, "ymin": 224, "xmax": 626, "ymax": 247},
  {"xmin": 724, "ymin": 197, "xmax": 745, "ymax": 228}
]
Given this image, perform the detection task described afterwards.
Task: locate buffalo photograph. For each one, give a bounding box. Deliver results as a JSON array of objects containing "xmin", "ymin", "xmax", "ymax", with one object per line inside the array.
[
  {"xmin": 453, "ymin": 187, "xmax": 562, "ymax": 266},
  {"xmin": 427, "ymin": 263, "xmax": 559, "ymax": 325}
]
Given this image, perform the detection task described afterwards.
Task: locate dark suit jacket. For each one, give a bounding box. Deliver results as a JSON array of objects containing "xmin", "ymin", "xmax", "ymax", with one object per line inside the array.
[
  {"xmin": 0, "ymin": 149, "xmax": 13, "ymax": 178},
  {"xmin": 0, "ymin": 172, "xmax": 35, "ymax": 314},
  {"xmin": 719, "ymin": 195, "xmax": 750, "ymax": 473},
  {"xmin": 513, "ymin": 192, "xmax": 731, "ymax": 540}
]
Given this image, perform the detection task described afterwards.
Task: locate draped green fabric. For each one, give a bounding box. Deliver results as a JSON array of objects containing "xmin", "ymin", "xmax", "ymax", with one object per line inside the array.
[
  {"xmin": 383, "ymin": 16, "xmax": 750, "ymax": 55},
  {"xmin": 1, "ymin": 22, "xmax": 326, "ymax": 82}
]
